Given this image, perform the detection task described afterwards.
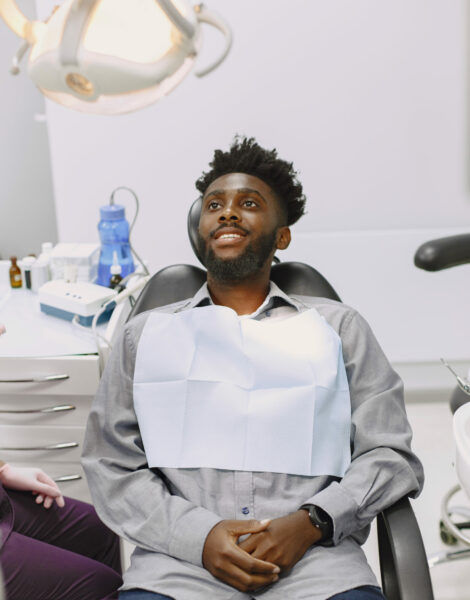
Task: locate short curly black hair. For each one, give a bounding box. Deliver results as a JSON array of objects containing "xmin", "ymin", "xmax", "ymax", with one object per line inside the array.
[{"xmin": 195, "ymin": 136, "xmax": 306, "ymax": 226}]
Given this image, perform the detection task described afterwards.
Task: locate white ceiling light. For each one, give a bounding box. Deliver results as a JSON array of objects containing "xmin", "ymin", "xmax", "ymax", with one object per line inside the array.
[{"xmin": 0, "ymin": 0, "xmax": 232, "ymax": 115}]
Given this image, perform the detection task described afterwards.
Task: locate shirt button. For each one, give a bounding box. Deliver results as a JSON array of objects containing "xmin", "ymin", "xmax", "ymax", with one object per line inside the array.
[{"xmin": 241, "ymin": 507, "xmax": 250, "ymax": 515}]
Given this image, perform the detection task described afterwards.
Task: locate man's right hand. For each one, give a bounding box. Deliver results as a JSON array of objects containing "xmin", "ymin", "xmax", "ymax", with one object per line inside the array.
[{"xmin": 202, "ymin": 519, "xmax": 280, "ymax": 593}]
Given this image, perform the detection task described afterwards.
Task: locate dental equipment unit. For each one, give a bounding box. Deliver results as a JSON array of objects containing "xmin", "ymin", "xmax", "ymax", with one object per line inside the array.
[
  {"xmin": 415, "ymin": 234, "xmax": 470, "ymax": 566},
  {"xmin": 38, "ymin": 280, "xmax": 117, "ymax": 326},
  {"xmin": 38, "ymin": 274, "xmax": 150, "ymax": 327}
]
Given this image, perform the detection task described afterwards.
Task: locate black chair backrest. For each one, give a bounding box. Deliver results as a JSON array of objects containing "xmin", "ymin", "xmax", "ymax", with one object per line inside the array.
[
  {"xmin": 128, "ymin": 199, "xmax": 341, "ymax": 319},
  {"xmin": 187, "ymin": 196, "xmax": 204, "ymax": 265}
]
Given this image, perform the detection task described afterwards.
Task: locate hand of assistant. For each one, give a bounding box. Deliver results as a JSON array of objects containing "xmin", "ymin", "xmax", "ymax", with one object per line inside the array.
[
  {"xmin": 238, "ymin": 510, "xmax": 322, "ymax": 573},
  {"xmin": 202, "ymin": 519, "xmax": 280, "ymax": 593},
  {"xmin": 0, "ymin": 464, "xmax": 65, "ymax": 508}
]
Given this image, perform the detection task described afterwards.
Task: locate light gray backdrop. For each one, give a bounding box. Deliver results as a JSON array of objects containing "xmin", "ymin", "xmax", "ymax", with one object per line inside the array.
[
  {"xmin": 29, "ymin": 1, "xmax": 470, "ymax": 377},
  {"xmin": 0, "ymin": 0, "xmax": 57, "ymax": 259}
]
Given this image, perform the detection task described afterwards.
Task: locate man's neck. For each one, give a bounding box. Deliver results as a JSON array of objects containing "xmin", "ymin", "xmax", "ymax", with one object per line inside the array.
[{"xmin": 207, "ymin": 272, "xmax": 271, "ymax": 316}]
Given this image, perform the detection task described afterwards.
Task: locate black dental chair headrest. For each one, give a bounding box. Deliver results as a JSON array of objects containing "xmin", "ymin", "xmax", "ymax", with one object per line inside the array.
[{"xmin": 128, "ymin": 198, "xmax": 341, "ymax": 319}]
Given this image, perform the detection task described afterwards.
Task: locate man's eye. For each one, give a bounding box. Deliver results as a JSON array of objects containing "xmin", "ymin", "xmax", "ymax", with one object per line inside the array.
[
  {"xmin": 207, "ymin": 201, "xmax": 220, "ymax": 210},
  {"xmin": 243, "ymin": 199, "xmax": 257, "ymax": 207}
]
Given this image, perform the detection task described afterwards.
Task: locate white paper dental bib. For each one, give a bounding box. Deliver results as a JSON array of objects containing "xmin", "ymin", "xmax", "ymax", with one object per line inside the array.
[{"xmin": 133, "ymin": 306, "xmax": 351, "ymax": 477}]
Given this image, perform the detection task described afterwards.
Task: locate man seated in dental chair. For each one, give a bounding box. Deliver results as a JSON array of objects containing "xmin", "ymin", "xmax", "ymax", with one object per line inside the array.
[{"xmin": 82, "ymin": 136, "xmax": 424, "ymax": 600}]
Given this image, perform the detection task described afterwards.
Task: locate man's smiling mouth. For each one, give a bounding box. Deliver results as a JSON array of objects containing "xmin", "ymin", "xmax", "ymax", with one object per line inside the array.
[
  {"xmin": 213, "ymin": 226, "xmax": 248, "ymax": 240},
  {"xmin": 218, "ymin": 233, "xmax": 244, "ymax": 239}
]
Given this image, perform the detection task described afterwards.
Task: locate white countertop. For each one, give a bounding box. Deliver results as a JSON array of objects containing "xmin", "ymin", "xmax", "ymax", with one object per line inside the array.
[{"xmin": 0, "ymin": 286, "xmax": 103, "ymax": 357}]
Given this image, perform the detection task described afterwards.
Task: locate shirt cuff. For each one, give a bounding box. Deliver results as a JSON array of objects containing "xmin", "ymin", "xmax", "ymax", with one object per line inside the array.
[
  {"xmin": 307, "ymin": 481, "xmax": 360, "ymax": 546},
  {"xmin": 168, "ymin": 506, "xmax": 222, "ymax": 567}
]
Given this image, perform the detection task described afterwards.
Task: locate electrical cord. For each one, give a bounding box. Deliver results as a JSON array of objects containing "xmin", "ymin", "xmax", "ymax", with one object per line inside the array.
[
  {"xmin": 51, "ymin": 188, "xmax": 150, "ymax": 368},
  {"xmin": 109, "ymin": 186, "xmax": 150, "ymax": 276},
  {"xmin": 91, "ymin": 300, "xmax": 115, "ymax": 351},
  {"xmin": 70, "ymin": 270, "xmax": 150, "ymax": 366},
  {"xmin": 73, "ymin": 186, "xmax": 151, "ymax": 365},
  {"xmin": 71, "ymin": 314, "xmax": 112, "ymax": 350},
  {"xmin": 91, "ymin": 274, "xmax": 150, "ymax": 366},
  {"xmin": 440, "ymin": 485, "xmax": 470, "ymax": 545}
]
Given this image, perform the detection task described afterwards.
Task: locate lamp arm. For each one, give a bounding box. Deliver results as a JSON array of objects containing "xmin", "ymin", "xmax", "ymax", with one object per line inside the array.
[
  {"xmin": 60, "ymin": 0, "xmax": 100, "ymax": 67},
  {"xmin": 194, "ymin": 4, "xmax": 232, "ymax": 78},
  {"xmin": 0, "ymin": 0, "xmax": 38, "ymax": 43},
  {"xmin": 156, "ymin": 0, "xmax": 195, "ymax": 39}
]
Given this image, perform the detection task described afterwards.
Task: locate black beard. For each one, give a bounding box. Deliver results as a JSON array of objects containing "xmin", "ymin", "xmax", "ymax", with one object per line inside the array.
[{"xmin": 196, "ymin": 229, "xmax": 277, "ymax": 283}]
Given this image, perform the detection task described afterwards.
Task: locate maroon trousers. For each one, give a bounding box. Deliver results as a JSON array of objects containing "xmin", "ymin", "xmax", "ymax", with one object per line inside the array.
[{"xmin": 0, "ymin": 488, "xmax": 122, "ymax": 600}]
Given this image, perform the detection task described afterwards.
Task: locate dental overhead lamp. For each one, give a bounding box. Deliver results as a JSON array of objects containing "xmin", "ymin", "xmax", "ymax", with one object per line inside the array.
[{"xmin": 0, "ymin": 0, "xmax": 232, "ymax": 114}]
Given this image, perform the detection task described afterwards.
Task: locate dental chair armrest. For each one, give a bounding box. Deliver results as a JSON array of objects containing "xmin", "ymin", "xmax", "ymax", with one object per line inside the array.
[
  {"xmin": 414, "ymin": 233, "xmax": 470, "ymax": 271},
  {"xmin": 377, "ymin": 497, "xmax": 434, "ymax": 600}
]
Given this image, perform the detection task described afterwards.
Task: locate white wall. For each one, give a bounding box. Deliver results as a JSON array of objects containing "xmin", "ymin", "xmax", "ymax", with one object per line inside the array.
[
  {"xmin": 39, "ymin": 1, "xmax": 470, "ymax": 373},
  {"xmin": 0, "ymin": 0, "xmax": 57, "ymax": 259}
]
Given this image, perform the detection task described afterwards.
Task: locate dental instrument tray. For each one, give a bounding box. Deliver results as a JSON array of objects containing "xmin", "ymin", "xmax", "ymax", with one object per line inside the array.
[{"xmin": 38, "ymin": 280, "xmax": 117, "ymax": 326}]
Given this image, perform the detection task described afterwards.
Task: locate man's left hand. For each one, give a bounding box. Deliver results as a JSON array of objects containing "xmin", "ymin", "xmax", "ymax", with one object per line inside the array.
[{"xmin": 238, "ymin": 510, "xmax": 321, "ymax": 573}]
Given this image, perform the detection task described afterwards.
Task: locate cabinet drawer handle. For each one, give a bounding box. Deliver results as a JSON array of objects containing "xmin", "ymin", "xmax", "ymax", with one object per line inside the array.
[
  {"xmin": 0, "ymin": 442, "xmax": 79, "ymax": 451},
  {"xmin": 0, "ymin": 374, "xmax": 70, "ymax": 383},
  {"xmin": 0, "ymin": 404, "xmax": 76, "ymax": 414},
  {"xmin": 54, "ymin": 474, "xmax": 82, "ymax": 482}
]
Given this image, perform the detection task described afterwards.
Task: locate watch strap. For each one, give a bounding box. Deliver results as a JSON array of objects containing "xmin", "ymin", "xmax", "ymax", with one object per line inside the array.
[{"xmin": 300, "ymin": 504, "xmax": 333, "ymax": 542}]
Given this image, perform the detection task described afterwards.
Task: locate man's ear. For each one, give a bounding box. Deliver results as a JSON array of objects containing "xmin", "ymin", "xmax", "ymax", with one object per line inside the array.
[{"xmin": 276, "ymin": 226, "xmax": 291, "ymax": 250}]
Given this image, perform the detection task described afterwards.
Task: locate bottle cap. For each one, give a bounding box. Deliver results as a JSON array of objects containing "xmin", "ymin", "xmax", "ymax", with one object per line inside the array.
[
  {"xmin": 100, "ymin": 204, "xmax": 125, "ymax": 221},
  {"xmin": 41, "ymin": 242, "xmax": 53, "ymax": 253}
]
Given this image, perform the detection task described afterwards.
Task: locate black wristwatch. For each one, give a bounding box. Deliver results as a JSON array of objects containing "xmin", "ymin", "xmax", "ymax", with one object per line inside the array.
[{"xmin": 300, "ymin": 504, "xmax": 333, "ymax": 542}]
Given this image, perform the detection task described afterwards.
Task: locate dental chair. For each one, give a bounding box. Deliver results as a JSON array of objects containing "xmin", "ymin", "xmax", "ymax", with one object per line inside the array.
[
  {"xmin": 126, "ymin": 199, "xmax": 435, "ymax": 600},
  {"xmin": 415, "ymin": 234, "xmax": 470, "ymax": 566}
]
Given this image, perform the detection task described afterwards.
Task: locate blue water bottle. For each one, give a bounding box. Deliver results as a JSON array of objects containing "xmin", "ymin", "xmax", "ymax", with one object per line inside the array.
[{"xmin": 96, "ymin": 204, "xmax": 135, "ymax": 286}]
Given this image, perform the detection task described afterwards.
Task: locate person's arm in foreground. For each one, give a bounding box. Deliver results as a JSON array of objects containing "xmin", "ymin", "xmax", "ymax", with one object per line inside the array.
[
  {"xmin": 81, "ymin": 323, "xmax": 280, "ymax": 593},
  {"xmin": 0, "ymin": 461, "xmax": 64, "ymax": 508},
  {"xmin": 239, "ymin": 308, "xmax": 424, "ymax": 572}
]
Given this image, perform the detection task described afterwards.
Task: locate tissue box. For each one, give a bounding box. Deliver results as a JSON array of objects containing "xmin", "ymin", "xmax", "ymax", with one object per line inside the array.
[{"xmin": 50, "ymin": 243, "xmax": 100, "ymax": 282}]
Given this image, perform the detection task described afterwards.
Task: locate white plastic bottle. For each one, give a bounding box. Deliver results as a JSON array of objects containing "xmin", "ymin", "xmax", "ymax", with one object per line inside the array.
[
  {"xmin": 31, "ymin": 242, "xmax": 53, "ymax": 293},
  {"xmin": 40, "ymin": 242, "xmax": 53, "ymax": 255}
]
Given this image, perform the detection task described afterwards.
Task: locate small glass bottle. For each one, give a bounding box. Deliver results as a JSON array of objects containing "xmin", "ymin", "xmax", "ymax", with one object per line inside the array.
[
  {"xmin": 22, "ymin": 256, "xmax": 36, "ymax": 289},
  {"xmin": 9, "ymin": 256, "xmax": 22, "ymax": 288},
  {"xmin": 109, "ymin": 251, "xmax": 123, "ymax": 289}
]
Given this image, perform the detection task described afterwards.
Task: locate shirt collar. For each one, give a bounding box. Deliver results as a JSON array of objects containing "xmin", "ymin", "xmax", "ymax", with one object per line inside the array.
[{"xmin": 185, "ymin": 280, "xmax": 302, "ymax": 316}]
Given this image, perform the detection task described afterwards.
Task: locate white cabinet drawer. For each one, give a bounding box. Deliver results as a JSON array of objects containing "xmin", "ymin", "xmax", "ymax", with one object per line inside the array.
[
  {"xmin": 0, "ymin": 355, "xmax": 100, "ymax": 396},
  {"xmin": 0, "ymin": 425, "xmax": 84, "ymax": 463},
  {"xmin": 0, "ymin": 394, "xmax": 93, "ymax": 426},
  {"xmin": 53, "ymin": 464, "xmax": 91, "ymax": 503}
]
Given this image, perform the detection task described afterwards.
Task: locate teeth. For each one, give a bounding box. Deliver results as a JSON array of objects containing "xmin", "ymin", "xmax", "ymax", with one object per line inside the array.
[{"xmin": 219, "ymin": 234, "xmax": 242, "ymax": 239}]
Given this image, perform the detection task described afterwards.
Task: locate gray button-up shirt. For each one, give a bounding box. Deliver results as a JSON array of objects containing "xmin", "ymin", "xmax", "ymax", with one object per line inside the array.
[{"xmin": 82, "ymin": 282, "xmax": 424, "ymax": 600}]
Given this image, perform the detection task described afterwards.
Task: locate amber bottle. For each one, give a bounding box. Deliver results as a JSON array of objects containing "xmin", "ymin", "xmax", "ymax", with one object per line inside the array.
[{"xmin": 9, "ymin": 256, "xmax": 22, "ymax": 288}]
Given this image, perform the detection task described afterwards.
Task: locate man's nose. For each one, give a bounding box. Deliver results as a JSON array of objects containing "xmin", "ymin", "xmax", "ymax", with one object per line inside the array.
[{"xmin": 218, "ymin": 203, "xmax": 240, "ymax": 222}]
